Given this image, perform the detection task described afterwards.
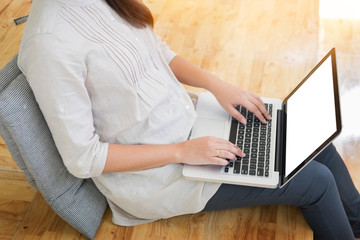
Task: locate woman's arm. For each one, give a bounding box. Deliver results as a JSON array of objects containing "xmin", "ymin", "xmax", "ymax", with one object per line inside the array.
[
  {"xmin": 104, "ymin": 55, "xmax": 269, "ymax": 173},
  {"xmin": 169, "ymin": 55, "xmax": 271, "ymax": 124},
  {"xmin": 103, "ymin": 136, "xmax": 244, "ymax": 172}
]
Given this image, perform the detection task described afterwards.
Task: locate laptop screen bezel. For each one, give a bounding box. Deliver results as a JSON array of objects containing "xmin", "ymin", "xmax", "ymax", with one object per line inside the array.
[{"xmin": 279, "ymin": 48, "xmax": 342, "ymax": 187}]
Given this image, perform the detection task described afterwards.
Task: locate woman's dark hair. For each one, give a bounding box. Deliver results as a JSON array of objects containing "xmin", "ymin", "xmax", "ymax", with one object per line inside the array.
[{"xmin": 105, "ymin": 0, "xmax": 154, "ymax": 28}]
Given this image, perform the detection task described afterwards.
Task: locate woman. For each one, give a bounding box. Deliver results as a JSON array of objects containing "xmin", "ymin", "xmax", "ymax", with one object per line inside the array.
[{"xmin": 18, "ymin": 0, "xmax": 360, "ymax": 239}]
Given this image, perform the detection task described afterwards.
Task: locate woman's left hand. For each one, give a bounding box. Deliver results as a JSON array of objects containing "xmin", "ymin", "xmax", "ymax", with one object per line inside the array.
[{"xmin": 209, "ymin": 80, "xmax": 271, "ymax": 124}]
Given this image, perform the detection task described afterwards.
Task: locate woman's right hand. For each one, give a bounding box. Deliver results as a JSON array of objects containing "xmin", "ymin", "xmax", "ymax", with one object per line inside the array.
[{"xmin": 176, "ymin": 136, "xmax": 245, "ymax": 166}]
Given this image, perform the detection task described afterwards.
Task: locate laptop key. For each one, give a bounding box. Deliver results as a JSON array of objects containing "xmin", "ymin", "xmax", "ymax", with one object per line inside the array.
[
  {"xmin": 241, "ymin": 165, "xmax": 248, "ymax": 175},
  {"xmin": 234, "ymin": 161, "xmax": 241, "ymax": 173},
  {"xmin": 223, "ymin": 103, "xmax": 273, "ymax": 179}
]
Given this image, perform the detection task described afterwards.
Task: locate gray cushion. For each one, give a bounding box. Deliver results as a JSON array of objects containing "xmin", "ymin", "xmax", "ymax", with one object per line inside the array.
[
  {"xmin": 0, "ymin": 55, "xmax": 22, "ymax": 91},
  {"xmin": 0, "ymin": 55, "xmax": 108, "ymax": 239},
  {"xmin": 0, "ymin": 55, "xmax": 36, "ymax": 189},
  {"xmin": 0, "ymin": 120, "xmax": 37, "ymax": 189}
]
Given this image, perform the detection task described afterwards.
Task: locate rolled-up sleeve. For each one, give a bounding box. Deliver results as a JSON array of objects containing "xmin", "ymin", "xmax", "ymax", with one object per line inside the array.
[{"xmin": 18, "ymin": 34, "xmax": 108, "ymax": 179}]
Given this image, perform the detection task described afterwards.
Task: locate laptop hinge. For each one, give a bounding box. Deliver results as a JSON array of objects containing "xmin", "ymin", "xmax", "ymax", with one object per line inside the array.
[{"xmin": 275, "ymin": 108, "xmax": 286, "ymax": 184}]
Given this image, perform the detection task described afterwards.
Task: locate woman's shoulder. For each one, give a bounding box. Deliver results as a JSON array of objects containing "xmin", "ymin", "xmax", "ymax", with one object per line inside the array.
[
  {"xmin": 22, "ymin": 0, "xmax": 63, "ymax": 40},
  {"xmin": 19, "ymin": 1, "xmax": 90, "ymax": 67},
  {"xmin": 21, "ymin": 0, "xmax": 92, "ymax": 47}
]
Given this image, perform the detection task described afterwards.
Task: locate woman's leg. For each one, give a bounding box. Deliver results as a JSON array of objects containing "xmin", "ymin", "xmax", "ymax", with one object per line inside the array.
[
  {"xmin": 203, "ymin": 159, "xmax": 355, "ymax": 239},
  {"xmin": 313, "ymin": 144, "xmax": 360, "ymax": 236}
]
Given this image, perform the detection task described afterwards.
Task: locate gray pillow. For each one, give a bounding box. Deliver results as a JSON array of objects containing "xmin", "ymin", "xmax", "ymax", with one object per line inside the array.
[
  {"xmin": 0, "ymin": 56, "xmax": 108, "ymax": 239},
  {"xmin": 0, "ymin": 55, "xmax": 22, "ymax": 91}
]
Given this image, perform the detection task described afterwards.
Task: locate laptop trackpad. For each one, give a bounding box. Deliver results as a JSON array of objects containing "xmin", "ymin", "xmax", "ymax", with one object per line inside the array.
[{"xmin": 190, "ymin": 117, "xmax": 228, "ymax": 139}]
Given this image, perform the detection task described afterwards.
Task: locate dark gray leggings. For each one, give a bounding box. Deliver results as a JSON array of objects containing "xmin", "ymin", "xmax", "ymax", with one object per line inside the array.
[{"xmin": 203, "ymin": 144, "xmax": 360, "ymax": 240}]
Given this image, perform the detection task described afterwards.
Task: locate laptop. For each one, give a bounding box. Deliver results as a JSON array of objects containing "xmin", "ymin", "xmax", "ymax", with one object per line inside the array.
[{"xmin": 182, "ymin": 48, "xmax": 342, "ymax": 188}]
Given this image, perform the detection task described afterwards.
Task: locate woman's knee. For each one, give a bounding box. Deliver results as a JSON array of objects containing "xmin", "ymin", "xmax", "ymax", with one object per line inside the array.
[{"xmin": 288, "ymin": 161, "xmax": 336, "ymax": 207}]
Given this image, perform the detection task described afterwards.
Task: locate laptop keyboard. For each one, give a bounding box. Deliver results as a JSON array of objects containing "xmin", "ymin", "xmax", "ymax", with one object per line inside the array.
[{"xmin": 223, "ymin": 104, "xmax": 273, "ymax": 177}]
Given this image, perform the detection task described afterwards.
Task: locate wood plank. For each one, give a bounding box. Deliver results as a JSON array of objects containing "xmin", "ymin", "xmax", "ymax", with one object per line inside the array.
[
  {"xmin": 13, "ymin": 192, "xmax": 84, "ymax": 240},
  {"xmin": 148, "ymin": 0, "xmax": 320, "ymax": 99},
  {"xmin": 0, "ymin": 138, "xmax": 20, "ymax": 171},
  {"xmin": 0, "ymin": 0, "xmax": 31, "ymax": 68},
  {"xmin": 0, "ymin": 171, "xmax": 35, "ymax": 220},
  {"xmin": 0, "ymin": 171, "xmax": 36, "ymax": 240},
  {"xmin": 0, "ymin": 218, "xmax": 19, "ymax": 240},
  {"xmin": 12, "ymin": 193, "xmax": 310, "ymax": 240}
]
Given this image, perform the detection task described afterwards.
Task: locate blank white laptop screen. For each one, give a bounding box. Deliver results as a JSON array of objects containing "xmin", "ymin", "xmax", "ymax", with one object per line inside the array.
[{"xmin": 285, "ymin": 57, "xmax": 337, "ymax": 176}]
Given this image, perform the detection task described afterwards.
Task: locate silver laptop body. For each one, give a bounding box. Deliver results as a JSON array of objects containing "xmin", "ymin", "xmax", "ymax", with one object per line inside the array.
[{"xmin": 182, "ymin": 48, "xmax": 341, "ymax": 189}]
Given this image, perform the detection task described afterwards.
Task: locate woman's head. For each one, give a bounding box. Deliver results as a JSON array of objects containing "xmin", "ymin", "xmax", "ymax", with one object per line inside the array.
[{"xmin": 105, "ymin": 0, "xmax": 154, "ymax": 28}]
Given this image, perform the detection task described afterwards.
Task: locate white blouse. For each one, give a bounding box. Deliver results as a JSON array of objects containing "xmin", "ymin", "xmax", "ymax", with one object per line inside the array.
[{"xmin": 19, "ymin": 0, "xmax": 221, "ymax": 225}]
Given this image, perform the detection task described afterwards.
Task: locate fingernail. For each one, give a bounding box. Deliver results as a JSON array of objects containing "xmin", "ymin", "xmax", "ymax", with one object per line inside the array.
[{"xmin": 241, "ymin": 119, "xmax": 247, "ymax": 125}]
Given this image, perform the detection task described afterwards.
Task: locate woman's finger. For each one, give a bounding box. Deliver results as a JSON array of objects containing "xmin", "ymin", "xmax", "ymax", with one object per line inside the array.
[
  {"xmin": 212, "ymin": 157, "xmax": 231, "ymax": 166},
  {"xmin": 214, "ymin": 149, "xmax": 234, "ymax": 159},
  {"xmin": 213, "ymin": 140, "xmax": 245, "ymax": 158},
  {"xmin": 245, "ymin": 101, "xmax": 267, "ymax": 123},
  {"xmin": 226, "ymin": 104, "xmax": 247, "ymax": 124},
  {"xmin": 250, "ymin": 94, "xmax": 271, "ymax": 120}
]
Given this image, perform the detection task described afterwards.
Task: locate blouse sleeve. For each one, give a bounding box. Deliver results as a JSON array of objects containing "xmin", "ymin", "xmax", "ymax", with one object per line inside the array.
[
  {"xmin": 18, "ymin": 34, "xmax": 108, "ymax": 179},
  {"xmin": 154, "ymin": 32, "xmax": 177, "ymax": 64}
]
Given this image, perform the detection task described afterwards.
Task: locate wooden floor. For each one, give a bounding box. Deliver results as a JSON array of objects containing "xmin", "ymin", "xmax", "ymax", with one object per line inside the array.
[{"xmin": 1, "ymin": 0, "xmax": 359, "ymax": 239}]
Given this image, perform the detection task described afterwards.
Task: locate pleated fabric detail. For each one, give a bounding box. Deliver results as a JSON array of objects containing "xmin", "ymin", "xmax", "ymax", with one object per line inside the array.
[{"xmin": 58, "ymin": 4, "xmax": 168, "ymax": 110}]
